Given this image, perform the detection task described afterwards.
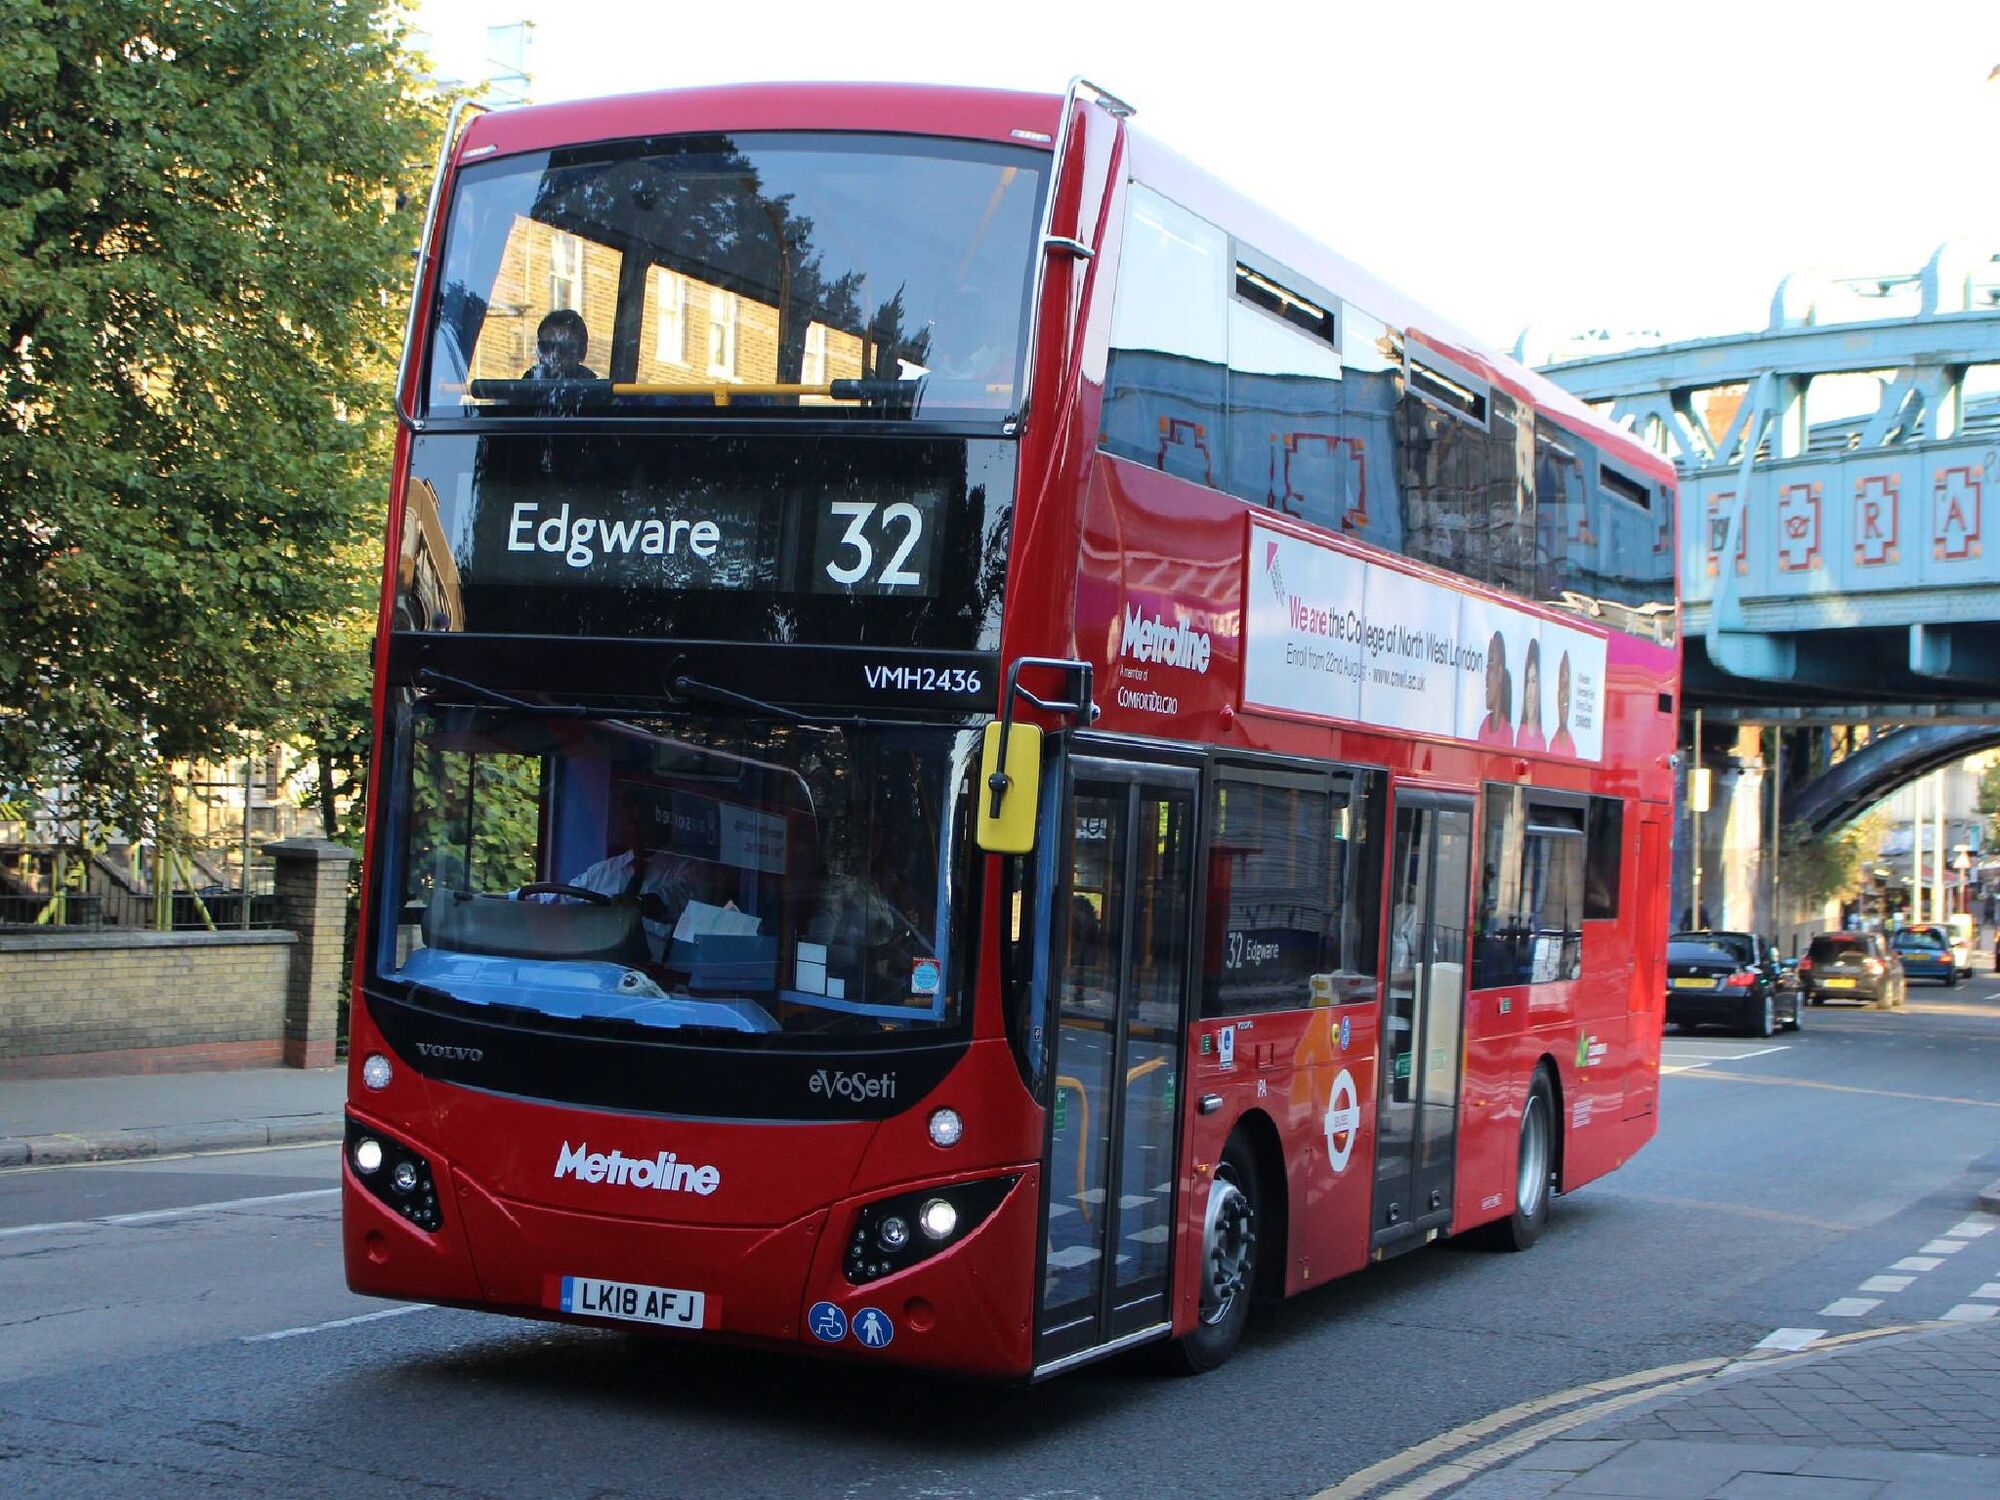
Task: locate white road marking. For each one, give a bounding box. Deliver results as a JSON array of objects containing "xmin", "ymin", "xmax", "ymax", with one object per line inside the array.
[
  {"xmin": 0, "ymin": 1187, "xmax": 337, "ymax": 1241},
  {"xmin": 1945, "ymin": 1219, "xmax": 1996, "ymax": 1238},
  {"xmin": 1755, "ymin": 1327, "xmax": 1825, "ymax": 1351},
  {"xmin": 1859, "ymin": 1275, "xmax": 1915, "ymax": 1293},
  {"xmin": 1891, "ymin": 1256, "xmax": 1943, "ymax": 1271},
  {"xmin": 1819, "ymin": 1297, "xmax": 1881, "ymax": 1317},
  {"xmin": 243, "ymin": 1305, "xmax": 433, "ymax": 1342},
  {"xmin": 1660, "ymin": 1044, "xmax": 1792, "ymax": 1075},
  {"xmin": 1941, "ymin": 1303, "xmax": 2000, "ymax": 1322},
  {"xmin": 1973, "ymin": 1282, "xmax": 2000, "ymax": 1299},
  {"xmin": 1920, "ymin": 1239, "xmax": 1968, "ymax": 1255}
]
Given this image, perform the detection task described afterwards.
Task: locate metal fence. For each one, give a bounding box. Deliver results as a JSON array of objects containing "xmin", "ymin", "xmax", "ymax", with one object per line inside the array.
[{"xmin": 0, "ymin": 886, "xmax": 281, "ymax": 933}]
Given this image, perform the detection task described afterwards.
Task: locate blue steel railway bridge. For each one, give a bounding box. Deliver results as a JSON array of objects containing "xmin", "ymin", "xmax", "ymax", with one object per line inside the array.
[{"xmin": 1536, "ymin": 247, "xmax": 2000, "ymax": 935}]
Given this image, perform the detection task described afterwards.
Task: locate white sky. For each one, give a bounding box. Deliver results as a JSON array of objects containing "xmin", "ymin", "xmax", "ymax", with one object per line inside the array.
[{"xmin": 410, "ymin": 0, "xmax": 2000, "ymax": 355}]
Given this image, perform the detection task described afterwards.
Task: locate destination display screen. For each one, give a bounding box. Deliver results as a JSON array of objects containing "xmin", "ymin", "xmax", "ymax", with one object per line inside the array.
[{"xmin": 397, "ymin": 432, "xmax": 1013, "ymax": 649}]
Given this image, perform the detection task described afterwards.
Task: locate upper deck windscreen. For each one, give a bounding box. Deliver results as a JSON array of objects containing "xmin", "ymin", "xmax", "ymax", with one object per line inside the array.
[{"xmin": 424, "ymin": 132, "xmax": 1047, "ymax": 422}]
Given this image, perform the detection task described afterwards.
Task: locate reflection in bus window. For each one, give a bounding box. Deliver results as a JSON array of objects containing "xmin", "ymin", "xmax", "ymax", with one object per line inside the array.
[
  {"xmin": 1474, "ymin": 786, "xmax": 1589, "ymax": 988},
  {"xmin": 427, "ymin": 133, "xmax": 1045, "ymax": 420},
  {"xmin": 1201, "ymin": 770, "xmax": 1381, "ymax": 1017},
  {"xmin": 383, "ymin": 706, "xmax": 979, "ymax": 1044}
]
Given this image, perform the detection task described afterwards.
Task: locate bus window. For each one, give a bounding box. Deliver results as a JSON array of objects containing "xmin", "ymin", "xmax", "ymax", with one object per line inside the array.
[
  {"xmin": 1201, "ymin": 768, "xmax": 1381, "ymax": 1017},
  {"xmin": 1101, "ymin": 185, "xmax": 1228, "ymax": 485},
  {"xmin": 1475, "ymin": 785, "xmax": 1587, "ymax": 987}
]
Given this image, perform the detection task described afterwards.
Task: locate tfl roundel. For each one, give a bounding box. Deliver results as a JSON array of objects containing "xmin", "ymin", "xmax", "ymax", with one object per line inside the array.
[{"xmin": 1323, "ymin": 1068, "xmax": 1360, "ymax": 1173}]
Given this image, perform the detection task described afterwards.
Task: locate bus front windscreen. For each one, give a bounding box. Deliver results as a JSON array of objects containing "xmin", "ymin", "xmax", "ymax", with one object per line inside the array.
[
  {"xmin": 377, "ymin": 706, "xmax": 979, "ymax": 1048},
  {"xmin": 425, "ymin": 132, "xmax": 1048, "ymax": 421}
]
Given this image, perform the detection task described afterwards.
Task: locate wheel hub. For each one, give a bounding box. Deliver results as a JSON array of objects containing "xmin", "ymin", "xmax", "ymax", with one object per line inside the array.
[
  {"xmin": 1517, "ymin": 1092, "xmax": 1550, "ymax": 1218},
  {"xmin": 1199, "ymin": 1171, "xmax": 1256, "ymax": 1325}
]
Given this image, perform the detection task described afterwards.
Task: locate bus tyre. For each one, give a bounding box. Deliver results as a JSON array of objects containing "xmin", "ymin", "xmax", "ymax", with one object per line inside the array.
[
  {"xmin": 1488, "ymin": 1070, "xmax": 1556, "ymax": 1252},
  {"xmin": 1166, "ymin": 1133, "xmax": 1260, "ymax": 1374}
]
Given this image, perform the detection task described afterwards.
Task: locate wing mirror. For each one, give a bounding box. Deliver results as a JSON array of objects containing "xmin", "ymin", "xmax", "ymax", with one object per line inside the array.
[{"xmin": 975, "ymin": 658, "xmax": 1094, "ymax": 855}]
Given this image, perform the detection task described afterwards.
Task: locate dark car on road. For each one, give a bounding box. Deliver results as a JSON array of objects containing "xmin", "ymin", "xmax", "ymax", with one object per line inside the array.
[
  {"xmin": 1798, "ymin": 931, "xmax": 1905, "ymax": 1009},
  {"xmin": 1666, "ymin": 931, "xmax": 1802, "ymax": 1037},
  {"xmin": 1891, "ymin": 923, "xmax": 1959, "ymax": 987}
]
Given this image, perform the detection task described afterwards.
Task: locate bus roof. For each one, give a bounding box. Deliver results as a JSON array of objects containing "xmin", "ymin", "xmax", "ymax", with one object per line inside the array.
[
  {"xmin": 456, "ymin": 81, "xmax": 1065, "ymax": 162},
  {"xmin": 455, "ymin": 81, "xmax": 1669, "ymax": 489}
]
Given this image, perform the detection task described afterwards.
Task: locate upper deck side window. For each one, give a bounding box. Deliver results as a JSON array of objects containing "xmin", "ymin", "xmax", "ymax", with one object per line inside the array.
[
  {"xmin": 1093, "ymin": 182, "xmax": 1675, "ymax": 641},
  {"xmin": 423, "ymin": 132, "xmax": 1048, "ymax": 424}
]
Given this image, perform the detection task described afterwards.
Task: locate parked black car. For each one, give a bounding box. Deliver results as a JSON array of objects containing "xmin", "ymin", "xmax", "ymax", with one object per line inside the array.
[
  {"xmin": 1798, "ymin": 931, "xmax": 1906, "ymax": 1009},
  {"xmin": 1666, "ymin": 931, "xmax": 1802, "ymax": 1037}
]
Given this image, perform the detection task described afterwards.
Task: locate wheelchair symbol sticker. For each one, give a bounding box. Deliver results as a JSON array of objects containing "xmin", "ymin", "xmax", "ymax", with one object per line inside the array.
[{"xmin": 807, "ymin": 1301, "xmax": 847, "ymax": 1343}]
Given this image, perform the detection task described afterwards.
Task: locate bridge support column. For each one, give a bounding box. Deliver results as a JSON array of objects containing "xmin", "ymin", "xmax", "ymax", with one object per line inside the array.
[{"xmin": 1675, "ymin": 724, "xmax": 1767, "ymax": 934}]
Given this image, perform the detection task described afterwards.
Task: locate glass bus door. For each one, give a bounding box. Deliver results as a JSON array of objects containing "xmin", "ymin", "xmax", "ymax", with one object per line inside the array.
[
  {"xmin": 1373, "ymin": 791, "xmax": 1473, "ymax": 1253},
  {"xmin": 1036, "ymin": 759, "xmax": 1196, "ymax": 1370}
]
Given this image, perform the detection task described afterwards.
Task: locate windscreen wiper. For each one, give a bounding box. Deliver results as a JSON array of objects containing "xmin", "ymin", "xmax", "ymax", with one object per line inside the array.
[
  {"xmin": 670, "ymin": 672, "xmax": 852, "ymax": 730},
  {"xmin": 670, "ymin": 673, "xmax": 978, "ymax": 733},
  {"xmin": 415, "ymin": 668, "xmax": 596, "ymax": 718}
]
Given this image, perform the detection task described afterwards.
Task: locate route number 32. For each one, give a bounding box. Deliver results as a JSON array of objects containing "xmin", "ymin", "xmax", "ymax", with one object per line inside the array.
[{"xmin": 823, "ymin": 501, "xmax": 927, "ymax": 589}]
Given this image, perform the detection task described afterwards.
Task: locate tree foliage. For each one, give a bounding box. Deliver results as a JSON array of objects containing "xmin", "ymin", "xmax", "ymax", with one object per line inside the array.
[
  {"xmin": 1781, "ymin": 812, "xmax": 1880, "ymax": 911},
  {"xmin": 0, "ymin": 0, "xmax": 438, "ymax": 840}
]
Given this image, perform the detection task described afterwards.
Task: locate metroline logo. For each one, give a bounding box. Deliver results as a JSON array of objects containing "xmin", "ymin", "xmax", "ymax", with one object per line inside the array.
[
  {"xmin": 1119, "ymin": 603, "xmax": 1212, "ymax": 673},
  {"xmin": 553, "ymin": 1140, "xmax": 720, "ymax": 1195}
]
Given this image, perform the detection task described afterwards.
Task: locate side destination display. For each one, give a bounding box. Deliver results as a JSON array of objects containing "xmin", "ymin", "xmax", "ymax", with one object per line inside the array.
[{"xmin": 1244, "ymin": 520, "xmax": 1609, "ymax": 761}]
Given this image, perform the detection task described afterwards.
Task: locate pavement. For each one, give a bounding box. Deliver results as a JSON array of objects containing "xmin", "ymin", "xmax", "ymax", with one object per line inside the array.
[
  {"xmin": 1452, "ymin": 1316, "xmax": 2000, "ymax": 1498},
  {"xmin": 0, "ymin": 1065, "xmax": 345, "ymax": 1168},
  {"xmin": 2, "ymin": 1056, "xmax": 1999, "ymax": 1498}
]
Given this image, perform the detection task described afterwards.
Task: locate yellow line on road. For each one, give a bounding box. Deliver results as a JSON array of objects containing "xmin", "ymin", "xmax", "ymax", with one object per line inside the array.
[
  {"xmin": 1309, "ymin": 1356, "xmax": 1729, "ymax": 1500},
  {"xmin": 1602, "ymin": 1190, "xmax": 1851, "ymax": 1233},
  {"xmin": 1321, "ymin": 1324, "xmax": 1932, "ymax": 1499},
  {"xmin": 1673, "ymin": 1070, "xmax": 2000, "ymax": 1109}
]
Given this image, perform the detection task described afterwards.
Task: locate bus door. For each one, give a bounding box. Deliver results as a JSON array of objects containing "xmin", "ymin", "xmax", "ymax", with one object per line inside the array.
[
  {"xmin": 1036, "ymin": 757, "xmax": 1197, "ymax": 1369},
  {"xmin": 1372, "ymin": 790, "xmax": 1474, "ymax": 1254}
]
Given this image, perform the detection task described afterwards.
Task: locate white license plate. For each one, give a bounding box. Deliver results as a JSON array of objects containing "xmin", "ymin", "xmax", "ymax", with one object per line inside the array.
[{"xmin": 556, "ymin": 1275, "xmax": 709, "ymax": 1328}]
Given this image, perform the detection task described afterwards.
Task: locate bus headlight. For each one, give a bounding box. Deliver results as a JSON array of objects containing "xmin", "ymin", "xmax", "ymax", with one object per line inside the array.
[
  {"xmin": 346, "ymin": 1117, "xmax": 443, "ymax": 1233},
  {"xmin": 844, "ymin": 1176, "xmax": 1016, "ymax": 1285},
  {"xmin": 919, "ymin": 1198, "xmax": 958, "ymax": 1241},
  {"xmin": 361, "ymin": 1054, "xmax": 393, "ymax": 1091},
  {"xmin": 927, "ymin": 1108, "xmax": 963, "ymax": 1147}
]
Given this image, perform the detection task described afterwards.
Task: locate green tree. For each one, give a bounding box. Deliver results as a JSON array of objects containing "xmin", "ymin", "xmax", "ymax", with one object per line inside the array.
[
  {"xmin": 0, "ymin": 0, "xmax": 438, "ymax": 843},
  {"xmin": 1781, "ymin": 811, "xmax": 1882, "ymax": 911}
]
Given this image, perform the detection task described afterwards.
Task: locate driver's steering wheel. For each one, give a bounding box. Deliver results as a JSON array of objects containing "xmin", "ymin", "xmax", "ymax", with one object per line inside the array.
[{"xmin": 514, "ymin": 882, "xmax": 612, "ymax": 904}]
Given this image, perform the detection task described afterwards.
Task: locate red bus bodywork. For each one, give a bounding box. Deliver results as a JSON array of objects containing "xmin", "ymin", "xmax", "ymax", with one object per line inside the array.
[{"xmin": 346, "ymin": 81, "xmax": 1678, "ymax": 1379}]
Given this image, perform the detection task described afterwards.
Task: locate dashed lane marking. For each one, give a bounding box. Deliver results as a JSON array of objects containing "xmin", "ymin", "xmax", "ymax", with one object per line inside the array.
[
  {"xmin": 1941, "ymin": 1303, "xmax": 2000, "ymax": 1322},
  {"xmin": 1859, "ymin": 1275, "xmax": 1915, "ymax": 1293},
  {"xmin": 1946, "ymin": 1219, "xmax": 1995, "ymax": 1238},
  {"xmin": 1891, "ymin": 1256, "xmax": 1943, "ymax": 1271},
  {"xmin": 1920, "ymin": 1239, "xmax": 1969, "ymax": 1255},
  {"xmin": 0, "ymin": 1187, "xmax": 337, "ymax": 1241},
  {"xmin": 1755, "ymin": 1327, "xmax": 1826, "ymax": 1351},
  {"xmin": 1820, "ymin": 1298, "xmax": 1881, "ymax": 1317},
  {"xmin": 243, "ymin": 1305, "xmax": 433, "ymax": 1342}
]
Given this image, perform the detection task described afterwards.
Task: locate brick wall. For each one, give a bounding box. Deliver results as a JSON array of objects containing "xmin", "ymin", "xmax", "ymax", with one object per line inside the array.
[{"xmin": 0, "ymin": 929, "xmax": 297, "ymax": 1079}]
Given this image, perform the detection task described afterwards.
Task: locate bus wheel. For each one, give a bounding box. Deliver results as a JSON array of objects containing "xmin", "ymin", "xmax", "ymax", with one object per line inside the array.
[
  {"xmin": 1487, "ymin": 1069, "xmax": 1556, "ymax": 1252},
  {"xmin": 1166, "ymin": 1133, "xmax": 1260, "ymax": 1374}
]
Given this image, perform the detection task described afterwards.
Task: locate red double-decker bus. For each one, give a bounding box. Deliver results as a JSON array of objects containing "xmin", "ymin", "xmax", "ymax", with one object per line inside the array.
[{"xmin": 346, "ymin": 79, "xmax": 1679, "ymax": 1378}]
